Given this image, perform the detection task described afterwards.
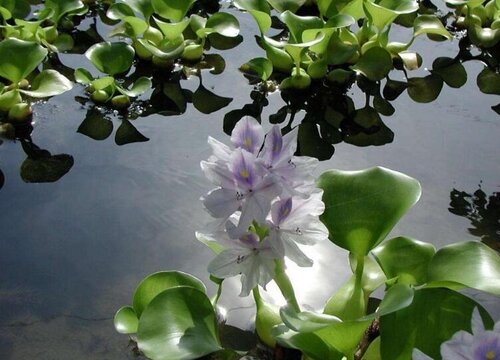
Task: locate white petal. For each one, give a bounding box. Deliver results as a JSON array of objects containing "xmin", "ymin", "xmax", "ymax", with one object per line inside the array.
[
  {"xmin": 239, "ymin": 256, "xmax": 260, "ymax": 296},
  {"xmin": 282, "ymin": 237, "xmax": 313, "ymax": 267},
  {"xmin": 412, "ymin": 349, "xmax": 434, "ymax": 360},
  {"xmin": 207, "ymin": 136, "xmax": 232, "ymax": 162},
  {"xmin": 202, "ymin": 188, "xmax": 240, "ymax": 218},
  {"xmin": 200, "ymin": 160, "xmax": 236, "ymax": 189},
  {"xmin": 441, "ymin": 330, "xmax": 474, "ymax": 360},
  {"xmin": 208, "ymin": 248, "xmax": 251, "ymax": 278},
  {"xmin": 471, "ymin": 307, "xmax": 485, "ymax": 334}
]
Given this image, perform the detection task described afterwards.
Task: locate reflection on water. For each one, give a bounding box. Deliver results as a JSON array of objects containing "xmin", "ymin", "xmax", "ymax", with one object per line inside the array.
[{"xmin": 449, "ymin": 186, "xmax": 500, "ymax": 252}]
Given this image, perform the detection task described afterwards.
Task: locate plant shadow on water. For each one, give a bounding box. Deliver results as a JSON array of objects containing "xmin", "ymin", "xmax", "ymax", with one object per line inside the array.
[{"xmin": 449, "ymin": 185, "xmax": 500, "ymax": 252}]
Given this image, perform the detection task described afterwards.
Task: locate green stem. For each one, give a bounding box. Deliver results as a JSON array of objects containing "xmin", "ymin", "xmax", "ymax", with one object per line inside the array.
[
  {"xmin": 211, "ymin": 282, "xmax": 223, "ymax": 308},
  {"xmin": 274, "ymin": 259, "xmax": 300, "ymax": 312},
  {"xmin": 252, "ymin": 287, "xmax": 263, "ymax": 308}
]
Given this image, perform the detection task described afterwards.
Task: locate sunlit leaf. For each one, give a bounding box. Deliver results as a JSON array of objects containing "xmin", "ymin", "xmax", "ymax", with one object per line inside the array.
[
  {"xmin": 133, "ymin": 271, "xmax": 206, "ymax": 317},
  {"xmin": 151, "ymin": 0, "xmax": 195, "ymax": 22},
  {"xmin": 45, "ymin": 0, "xmax": 87, "ymax": 23},
  {"xmin": 154, "ymin": 16, "xmax": 190, "ymax": 40},
  {"xmin": 19, "ymin": 70, "xmax": 72, "ymax": 98},
  {"xmin": 205, "ymin": 12, "xmax": 240, "ymax": 37},
  {"xmin": 427, "ymin": 241, "xmax": 500, "ymax": 295},
  {"xmin": 114, "ymin": 306, "xmax": 138, "ymax": 334},
  {"xmin": 85, "ymin": 42, "xmax": 134, "ymax": 76},
  {"xmin": 0, "ymin": 38, "xmax": 47, "ymax": 83},
  {"xmin": 280, "ymin": 306, "xmax": 341, "ymax": 333},
  {"xmin": 323, "ymin": 275, "xmax": 365, "ymax": 320},
  {"xmin": 349, "ymin": 254, "xmax": 387, "ymax": 294},
  {"xmin": 240, "ymin": 57, "xmax": 273, "ymax": 81},
  {"xmin": 116, "ymin": 77, "xmax": 151, "ymax": 97},
  {"xmin": 267, "ymin": 0, "xmax": 308, "ymax": 13},
  {"xmin": 137, "ymin": 286, "xmax": 221, "ymax": 360},
  {"xmin": 318, "ymin": 167, "xmax": 421, "ymax": 256},
  {"xmin": 364, "ymin": 0, "xmax": 418, "ymax": 32},
  {"xmin": 372, "ymin": 236, "xmax": 435, "ymax": 286},
  {"xmin": 280, "ymin": 11, "xmax": 324, "ymax": 43},
  {"xmin": 413, "ymin": 15, "xmax": 452, "ymax": 40}
]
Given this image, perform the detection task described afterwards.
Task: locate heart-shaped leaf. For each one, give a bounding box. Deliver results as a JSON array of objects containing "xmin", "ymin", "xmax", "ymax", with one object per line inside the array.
[
  {"xmin": 318, "ymin": 167, "xmax": 421, "ymax": 256},
  {"xmin": 407, "ymin": 75, "xmax": 443, "ymax": 103},
  {"xmin": 372, "ymin": 236, "xmax": 436, "ymax": 286},
  {"xmin": 114, "ymin": 306, "xmax": 139, "ymax": 334},
  {"xmin": 151, "ymin": 0, "xmax": 195, "ymax": 22},
  {"xmin": 240, "ymin": 57, "xmax": 273, "ymax": 81},
  {"xmin": 85, "ymin": 42, "xmax": 135, "ymax": 76},
  {"xmin": 205, "ymin": 12, "xmax": 240, "ymax": 37},
  {"xmin": 477, "ymin": 66, "xmax": 500, "ymax": 95},
  {"xmin": 19, "ymin": 70, "xmax": 72, "ymax": 98},
  {"xmin": 0, "ymin": 38, "xmax": 48, "ymax": 83},
  {"xmin": 132, "ymin": 271, "xmax": 206, "ymax": 317},
  {"xmin": 351, "ymin": 47, "xmax": 393, "ymax": 81},
  {"xmin": 427, "ymin": 241, "xmax": 500, "ymax": 295},
  {"xmin": 431, "ymin": 57, "xmax": 467, "ymax": 88},
  {"xmin": 137, "ymin": 286, "xmax": 221, "ymax": 360}
]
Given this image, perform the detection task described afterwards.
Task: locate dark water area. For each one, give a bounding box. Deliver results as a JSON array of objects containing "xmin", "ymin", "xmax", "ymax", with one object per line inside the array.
[{"xmin": 0, "ymin": 3, "xmax": 499, "ymax": 359}]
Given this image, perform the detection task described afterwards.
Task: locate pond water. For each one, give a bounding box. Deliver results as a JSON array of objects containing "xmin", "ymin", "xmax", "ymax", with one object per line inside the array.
[{"xmin": 0, "ymin": 3, "xmax": 499, "ymax": 359}]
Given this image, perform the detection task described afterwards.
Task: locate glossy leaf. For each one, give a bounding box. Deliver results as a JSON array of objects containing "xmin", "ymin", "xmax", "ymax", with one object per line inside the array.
[
  {"xmin": 114, "ymin": 306, "xmax": 139, "ymax": 334},
  {"xmin": 323, "ymin": 276, "xmax": 365, "ymax": 320},
  {"xmin": 407, "ymin": 75, "xmax": 443, "ymax": 103},
  {"xmin": 132, "ymin": 271, "xmax": 206, "ymax": 318},
  {"xmin": 154, "ymin": 16, "xmax": 190, "ymax": 41},
  {"xmin": 137, "ymin": 286, "xmax": 221, "ymax": 360},
  {"xmin": 280, "ymin": 11, "xmax": 324, "ymax": 43},
  {"xmin": 19, "ymin": 70, "xmax": 72, "ymax": 98},
  {"xmin": 349, "ymin": 254, "xmax": 386, "ymax": 294},
  {"xmin": 380, "ymin": 288, "xmax": 494, "ymax": 360},
  {"xmin": 413, "ymin": 15, "xmax": 453, "ymax": 40},
  {"xmin": 151, "ymin": 0, "xmax": 195, "ymax": 22},
  {"xmin": 254, "ymin": 295, "xmax": 281, "ymax": 347},
  {"xmin": 85, "ymin": 42, "xmax": 134, "ymax": 76},
  {"xmin": 280, "ymin": 306, "xmax": 341, "ymax": 333},
  {"xmin": 314, "ymin": 319, "xmax": 372, "ymax": 357},
  {"xmin": 362, "ymin": 284, "xmax": 414, "ymax": 320},
  {"xmin": 318, "ymin": 167, "xmax": 421, "ymax": 256},
  {"xmin": 240, "ymin": 57, "xmax": 273, "ymax": 81},
  {"xmin": 192, "ymin": 84, "xmax": 232, "ymax": 114},
  {"xmin": 137, "ymin": 38, "xmax": 185, "ymax": 60},
  {"xmin": 364, "ymin": 0, "xmax": 418, "ymax": 32},
  {"xmin": 427, "ymin": 241, "xmax": 500, "ymax": 295},
  {"xmin": 45, "ymin": 0, "xmax": 87, "ymax": 22},
  {"xmin": 205, "ymin": 12, "xmax": 240, "ymax": 37},
  {"xmin": 351, "ymin": 47, "xmax": 393, "ymax": 81},
  {"xmin": 117, "ymin": 0, "xmax": 154, "ymax": 20},
  {"xmin": 267, "ymin": 0, "xmax": 308, "ymax": 13},
  {"xmin": 74, "ymin": 68, "xmax": 94, "ymax": 85},
  {"xmin": 0, "ymin": 38, "xmax": 47, "ymax": 83},
  {"xmin": 0, "ymin": 90, "xmax": 22, "ymax": 112},
  {"xmin": 372, "ymin": 236, "xmax": 436, "ymax": 285},
  {"xmin": 106, "ymin": 3, "xmax": 135, "ymax": 20},
  {"xmin": 116, "ymin": 77, "xmax": 152, "ymax": 97},
  {"xmin": 115, "ymin": 119, "xmax": 149, "ymax": 146}
]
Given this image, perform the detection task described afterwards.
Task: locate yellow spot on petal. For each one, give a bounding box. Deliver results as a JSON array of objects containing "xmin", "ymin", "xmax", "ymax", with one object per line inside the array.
[
  {"xmin": 244, "ymin": 137, "xmax": 252, "ymax": 148},
  {"xmin": 486, "ymin": 351, "xmax": 495, "ymax": 360},
  {"xmin": 240, "ymin": 169, "xmax": 249, "ymax": 178}
]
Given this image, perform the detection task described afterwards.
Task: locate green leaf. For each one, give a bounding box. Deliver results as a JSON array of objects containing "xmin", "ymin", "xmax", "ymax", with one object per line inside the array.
[
  {"xmin": 192, "ymin": 84, "xmax": 232, "ymax": 114},
  {"xmin": 318, "ymin": 167, "xmax": 421, "ymax": 256},
  {"xmin": 85, "ymin": 42, "xmax": 135, "ymax": 76},
  {"xmin": 0, "ymin": 89, "xmax": 22, "ymax": 112},
  {"xmin": 431, "ymin": 57, "xmax": 467, "ymax": 88},
  {"xmin": 116, "ymin": 77, "xmax": 151, "ymax": 97},
  {"xmin": 137, "ymin": 286, "xmax": 221, "ymax": 360},
  {"xmin": 363, "ymin": 284, "xmax": 415, "ymax": 321},
  {"xmin": 323, "ymin": 275, "xmax": 365, "ymax": 320},
  {"xmin": 273, "ymin": 325, "xmax": 344, "ymax": 360},
  {"xmin": 137, "ymin": 38, "xmax": 185, "ymax": 60},
  {"xmin": 240, "ymin": 57, "xmax": 273, "ymax": 81},
  {"xmin": 114, "ymin": 306, "xmax": 139, "ymax": 334},
  {"xmin": 233, "ymin": 0, "xmax": 270, "ymax": 12},
  {"xmin": 407, "ymin": 74, "xmax": 443, "ymax": 103},
  {"xmin": 254, "ymin": 296, "xmax": 282, "ymax": 347},
  {"xmin": 351, "ymin": 47, "xmax": 393, "ymax": 81},
  {"xmin": 280, "ymin": 11, "xmax": 324, "ymax": 43},
  {"xmin": 115, "ymin": 119, "xmax": 149, "ymax": 146},
  {"xmin": 117, "ymin": 0, "xmax": 154, "ymax": 20},
  {"xmin": 280, "ymin": 306, "xmax": 341, "ymax": 333},
  {"xmin": 45, "ymin": 0, "xmax": 87, "ymax": 23},
  {"xmin": 133, "ymin": 271, "xmax": 206, "ymax": 317},
  {"xmin": 427, "ymin": 241, "xmax": 500, "ymax": 295},
  {"xmin": 364, "ymin": 0, "xmax": 418, "ymax": 32},
  {"xmin": 52, "ymin": 33, "xmax": 75, "ymax": 52},
  {"xmin": 19, "ymin": 70, "xmax": 72, "ymax": 98},
  {"xmin": 413, "ymin": 15, "xmax": 453, "ymax": 40},
  {"xmin": 205, "ymin": 12, "xmax": 240, "ymax": 37},
  {"xmin": 92, "ymin": 76, "xmax": 115, "ymax": 91},
  {"xmin": 249, "ymin": 10, "xmax": 272, "ymax": 34},
  {"xmin": 372, "ymin": 236, "xmax": 436, "ymax": 286},
  {"xmin": 314, "ymin": 319, "xmax": 372, "ymax": 357},
  {"xmin": 383, "ymin": 79, "xmax": 407, "ymax": 100},
  {"xmin": 154, "ymin": 16, "xmax": 190, "ymax": 41},
  {"xmin": 106, "ymin": 3, "xmax": 135, "ymax": 20},
  {"xmin": 0, "ymin": 38, "xmax": 48, "ymax": 83},
  {"xmin": 267, "ymin": 0, "xmax": 308, "ymax": 13},
  {"xmin": 477, "ymin": 66, "xmax": 500, "ymax": 95},
  {"xmin": 380, "ymin": 288, "xmax": 494, "ymax": 360},
  {"xmin": 151, "ymin": 0, "xmax": 195, "ymax": 22},
  {"xmin": 373, "ymin": 95, "xmax": 395, "ymax": 116},
  {"xmin": 74, "ymin": 68, "xmax": 94, "ymax": 85}
]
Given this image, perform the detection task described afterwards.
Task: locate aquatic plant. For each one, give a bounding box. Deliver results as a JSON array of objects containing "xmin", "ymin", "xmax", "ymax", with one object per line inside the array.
[
  {"xmin": 0, "ymin": 38, "xmax": 72, "ymax": 122},
  {"xmin": 74, "ymin": 41, "xmax": 152, "ymax": 108},
  {"xmin": 114, "ymin": 117, "xmax": 500, "ymax": 360}
]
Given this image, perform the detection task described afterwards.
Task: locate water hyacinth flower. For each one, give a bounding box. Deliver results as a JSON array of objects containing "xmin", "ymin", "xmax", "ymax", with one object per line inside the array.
[
  {"xmin": 413, "ymin": 308, "xmax": 500, "ymax": 360},
  {"xmin": 207, "ymin": 232, "xmax": 279, "ymax": 296},
  {"xmin": 200, "ymin": 117, "xmax": 327, "ymax": 296}
]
